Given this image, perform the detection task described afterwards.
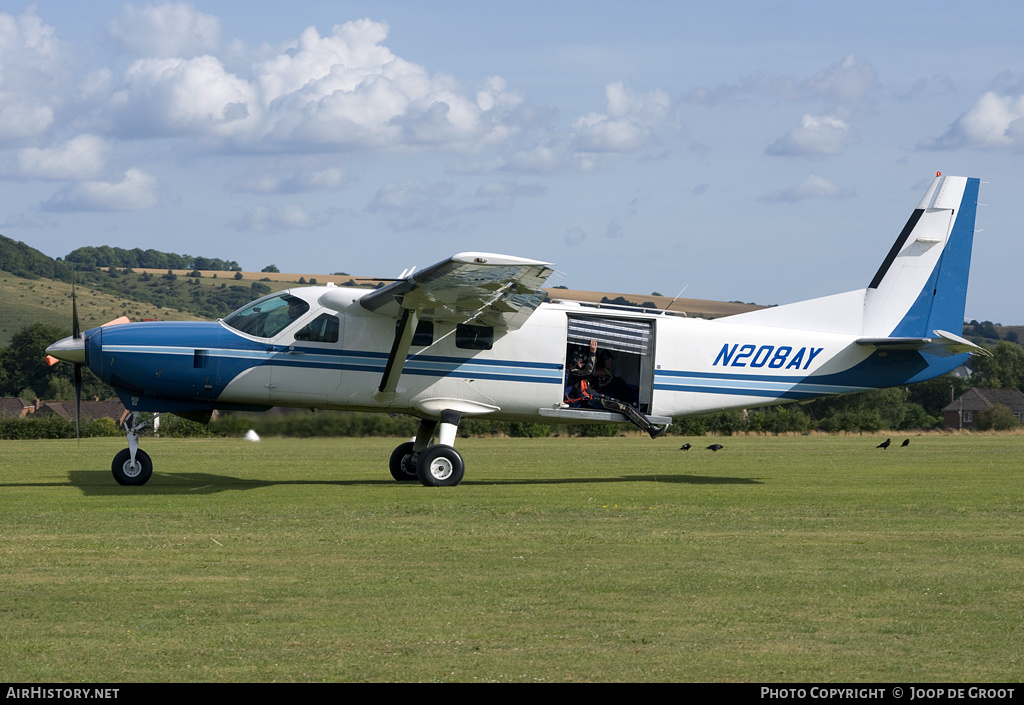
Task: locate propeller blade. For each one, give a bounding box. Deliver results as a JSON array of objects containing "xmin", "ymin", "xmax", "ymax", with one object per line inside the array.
[
  {"xmin": 74, "ymin": 362, "xmax": 82, "ymax": 442},
  {"xmin": 72, "ymin": 273, "xmax": 80, "ymax": 340},
  {"xmin": 46, "ymin": 354, "xmax": 60, "ymax": 366}
]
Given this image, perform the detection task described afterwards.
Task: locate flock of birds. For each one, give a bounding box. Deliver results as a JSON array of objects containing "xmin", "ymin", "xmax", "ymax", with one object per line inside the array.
[
  {"xmin": 679, "ymin": 438, "xmax": 913, "ymax": 452},
  {"xmin": 876, "ymin": 438, "xmax": 911, "ymax": 449}
]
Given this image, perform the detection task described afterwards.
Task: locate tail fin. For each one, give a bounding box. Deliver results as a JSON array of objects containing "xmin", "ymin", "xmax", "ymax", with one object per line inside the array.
[
  {"xmin": 862, "ymin": 174, "xmax": 979, "ymax": 338},
  {"xmin": 722, "ymin": 174, "xmax": 980, "ymax": 339}
]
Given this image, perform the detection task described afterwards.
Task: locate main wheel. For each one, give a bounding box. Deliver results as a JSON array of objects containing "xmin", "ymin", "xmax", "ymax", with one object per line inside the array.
[
  {"xmin": 416, "ymin": 445, "xmax": 465, "ymax": 487},
  {"xmin": 112, "ymin": 448, "xmax": 153, "ymax": 486},
  {"xmin": 389, "ymin": 442, "xmax": 419, "ymax": 482}
]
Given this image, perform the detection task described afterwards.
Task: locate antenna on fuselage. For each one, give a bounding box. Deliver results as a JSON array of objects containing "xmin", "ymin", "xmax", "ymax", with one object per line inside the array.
[{"xmin": 666, "ymin": 285, "xmax": 689, "ymax": 314}]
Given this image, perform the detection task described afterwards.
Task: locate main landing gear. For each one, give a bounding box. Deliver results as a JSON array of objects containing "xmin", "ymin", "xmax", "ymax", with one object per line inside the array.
[
  {"xmin": 111, "ymin": 411, "xmax": 154, "ymax": 486},
  {"xmin": 388, "ymin": 410, "xmax": 466, "ymax": 487}
]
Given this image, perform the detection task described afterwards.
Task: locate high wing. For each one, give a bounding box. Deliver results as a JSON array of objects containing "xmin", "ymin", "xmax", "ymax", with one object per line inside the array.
[
  {"xmin": 357, "ymin": 252, "xmax": 554, "ymax": 328},
  {"xmin": 322, "ymin": 252, "xmax": 555, "ymax": 398}
]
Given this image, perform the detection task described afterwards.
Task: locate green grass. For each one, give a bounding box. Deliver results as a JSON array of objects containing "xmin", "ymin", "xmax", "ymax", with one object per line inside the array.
[{"xmin": 1, "ymin": 434, "xmax": 1022, "ymax": 682}]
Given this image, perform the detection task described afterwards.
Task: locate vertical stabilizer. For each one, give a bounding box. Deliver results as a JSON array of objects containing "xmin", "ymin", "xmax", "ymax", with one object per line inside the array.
[{"xmin": 861, "ymin": 175, "xmax": 979, "ymax": 338}]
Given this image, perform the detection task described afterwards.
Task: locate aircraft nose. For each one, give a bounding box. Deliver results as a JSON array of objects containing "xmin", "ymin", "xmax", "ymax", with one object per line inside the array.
[{"xmin": 45, "ymin": 334, "xmax": 86, "ymax": 365}]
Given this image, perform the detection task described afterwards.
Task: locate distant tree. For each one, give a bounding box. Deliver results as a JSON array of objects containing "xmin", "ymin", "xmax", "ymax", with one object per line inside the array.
[
  {"xmin": 907, "ymin": 373, "xmax": 971, "ymax": 419},
  {"xmin": 973, "ymin": 404, "xmax": 1022, "ymax": 431},
  {"xmin": 964, "ymin": 320, "xmax": 1000, "ymax": 340},
  {"xmin": 0, "ymin": 323, "xmax": 70, "ymax": 397},
  {"xmin": 261, "ymin": 264, "xmax": 280, "ymax": 273},
  {"xmin": 971, "ymin": 341, "xmax": 1024, "ymax": 391},
  {"xmin": 234, "ymin": 271, "xmax": 244, "ymax": 280}
]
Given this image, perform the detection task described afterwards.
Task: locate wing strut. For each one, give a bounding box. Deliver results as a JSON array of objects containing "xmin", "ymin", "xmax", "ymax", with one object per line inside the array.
[{"xmin": 376, "ymin": 307, "xmax": 420, "ymax": 399}]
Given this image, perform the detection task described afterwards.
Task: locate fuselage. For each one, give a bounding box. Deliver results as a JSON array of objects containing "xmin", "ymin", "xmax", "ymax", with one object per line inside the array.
[{"xmin": 79, "ymin": 284, "xmax": 967, "ymax": 425}]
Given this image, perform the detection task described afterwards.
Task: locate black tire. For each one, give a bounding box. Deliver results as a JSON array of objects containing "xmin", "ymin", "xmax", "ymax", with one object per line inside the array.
[
  {"xmin": 112, "ymin": 448, "xmax": 153, "ymax": 486},
  {"xmin": 416, "ymin": 445, "xmax": 465, "ymax": 487},
  {"xmin": 389, "ymin": 442, "xmax": 419, "ymax": 482}
]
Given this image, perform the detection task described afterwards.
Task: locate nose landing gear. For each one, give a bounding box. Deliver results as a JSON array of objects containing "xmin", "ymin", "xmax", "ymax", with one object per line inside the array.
[{"xmin": 111, "ymin": 411, "xmax": 154, "ymax": 486}]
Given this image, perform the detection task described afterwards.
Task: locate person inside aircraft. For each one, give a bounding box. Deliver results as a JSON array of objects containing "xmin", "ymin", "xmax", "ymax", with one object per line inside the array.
[
  {"xmin": 564, "ymin": 340, "xmax": 665, "ymax": 439},
  {"xmin": 590, "ymin": 349, "xmax": 638, "ymax": 407}
]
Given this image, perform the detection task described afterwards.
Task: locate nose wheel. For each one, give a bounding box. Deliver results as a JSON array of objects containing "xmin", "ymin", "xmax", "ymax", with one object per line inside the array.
[
  {"xmin": 111, "ymin": 411, "xmax": 154, "ymax": 486},
  {"xmin": 112, "ymin": 448, "xmax": 153, "ymax": 486}
]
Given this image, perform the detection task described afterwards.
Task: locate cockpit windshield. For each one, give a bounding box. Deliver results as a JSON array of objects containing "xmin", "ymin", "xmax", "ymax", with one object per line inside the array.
[{"xmin": 223, "ymin": 293, "xmax": 310, "ymax": 338}]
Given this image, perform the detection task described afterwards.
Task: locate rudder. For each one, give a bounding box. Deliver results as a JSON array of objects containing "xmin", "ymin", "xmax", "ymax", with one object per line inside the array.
[{"xmin": 861, "ymin": 175, "xmax": 980, "ymax": 339}]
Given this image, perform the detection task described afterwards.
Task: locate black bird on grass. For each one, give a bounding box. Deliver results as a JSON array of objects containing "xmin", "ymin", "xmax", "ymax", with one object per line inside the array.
[
  {"xmin": 706, "ymin": 444, "xmax": 724, "ymax": 451},
  {"xmin": 680, "ymin": 443, "xmax": 691, "ymax": 451},
  {"xmin": 877, "ymin": 438, "xmax": 891, "ymax": 449},
  {"xmin": 901, "ymin": 439, "xmax": 910, "ymax": 447}
]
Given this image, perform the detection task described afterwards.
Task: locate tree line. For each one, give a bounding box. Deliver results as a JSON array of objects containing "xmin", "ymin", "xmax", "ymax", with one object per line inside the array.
[{"xmin": 63, "ymin": 245, "xmax": 240, "ymax": 273}]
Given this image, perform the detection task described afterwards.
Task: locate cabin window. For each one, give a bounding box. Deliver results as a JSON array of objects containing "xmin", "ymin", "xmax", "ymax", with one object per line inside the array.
[
  {"xmin": 456, "ymin": 323, "xmax": 493, "ymax": 350},
  {"xmin": 294, "ymin": 313, "xmax": 339, "ymax": 343},
  {"xmin": 223, "ymin": 293, "xmax": 310, "ymax": 339}
]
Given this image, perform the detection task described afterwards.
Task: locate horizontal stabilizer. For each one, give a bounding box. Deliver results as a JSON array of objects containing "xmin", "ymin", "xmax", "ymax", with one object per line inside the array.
[{"xmin": 855, "ymin": 329, "xmax": 990, "ymax": 357}]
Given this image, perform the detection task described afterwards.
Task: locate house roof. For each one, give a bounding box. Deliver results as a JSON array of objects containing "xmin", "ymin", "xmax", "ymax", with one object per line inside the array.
[
  {"xmin": 32, "ymin": 400, "xmax": 127, "ymax": 422},
  {"xmin": 0, "ymin": 397, "xmax": 31, "ymax": 417},
  {"xmin": 942, "ymin": 387, "xmax": 1024, "ymax": 413}
]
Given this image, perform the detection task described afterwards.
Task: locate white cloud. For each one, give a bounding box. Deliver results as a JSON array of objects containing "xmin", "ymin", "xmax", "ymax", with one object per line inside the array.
[
  {"xmin": 366, "ymin": 180, "xmax": 457, "ymax": 230},
  {"xmin": 803, "ymin": 54, "xmax": 876, "ymax": 115},
  {"xmin": 229, "ymin": 203, "xmax": 328, "ymax": 232},
  {"xmin": 766, "ymin": 114, "xmax": 852, "ymax": 156},
  {"xmin": 17, "ymin": 135, "xmax": 109, "ymax": 180},
  {"xmin": 572, "ymin": 82, "xmax": 672, "ymax": 153},
  {"xmin": 227, "ymin": 166, "xmax": 346, "ymax": 194},
  {"xmin": 109, "ymin": 3, "xmax": 221, "ymax": 58},
  {"xmin": 473, "ymin": 181, "xmax": 545, "ymax": 211},
  {"xmin": 0, "ymin": 101, "xmax": 54, "ymax": 141},
  {"xmin": 921, "ymin": 91, "xmax": 1024, "ymax": 151},
  {"xmin": 0, "ymin": 7, "xmax": 71, "ymax": 141},
  {"xmin": 107, "ymin": 55, "xmax": 259, "ymax": 138},
  {"xmin": 251, "ymin": 21, "xmax": 520, "ymax": 152},
  {"xmin": 41, "ymin": 168, "xmax": 159, "ymax": 212},
  {"xmin": 758, "ymin": 175, "xmax": 855, "ymax": 204}
]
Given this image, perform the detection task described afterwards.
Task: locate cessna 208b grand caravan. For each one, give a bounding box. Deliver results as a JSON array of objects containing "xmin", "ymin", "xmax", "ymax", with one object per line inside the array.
[{"xmin": 47, "ymin": 173, "xmax": 987, "ymax": 487}]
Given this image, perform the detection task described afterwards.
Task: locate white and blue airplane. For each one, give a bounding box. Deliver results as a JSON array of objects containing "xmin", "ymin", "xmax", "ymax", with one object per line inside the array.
[{"xmin": 46, "ymin": 173, "xmax": 987, "ymax": 487}]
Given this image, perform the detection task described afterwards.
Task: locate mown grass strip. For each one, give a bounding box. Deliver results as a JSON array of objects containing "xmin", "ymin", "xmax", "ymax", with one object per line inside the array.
[{"xmin": 1, "ymin": 434, "xmax": 1021, "ymax": 682}]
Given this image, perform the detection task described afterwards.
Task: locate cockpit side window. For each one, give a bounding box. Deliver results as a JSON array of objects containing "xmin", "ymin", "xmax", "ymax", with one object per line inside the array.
[
  {"xmin": 224, "ymin": 293, "xmax": 310, "ymax": 339},
  {"xmin": 294, "ymin": 313, "xmax": 339, "ymax": 343}
]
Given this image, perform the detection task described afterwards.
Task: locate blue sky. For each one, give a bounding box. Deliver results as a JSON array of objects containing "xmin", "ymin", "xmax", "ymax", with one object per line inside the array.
[{"xmin": 1, "ymin": 1, "xmax": 1022, "ymax": 323}]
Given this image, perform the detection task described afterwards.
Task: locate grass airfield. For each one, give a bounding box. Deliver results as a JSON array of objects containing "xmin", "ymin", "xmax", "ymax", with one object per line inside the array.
[{"xmin": 2, "ymin": 434, "xmax": 1022, "ymax": 683}]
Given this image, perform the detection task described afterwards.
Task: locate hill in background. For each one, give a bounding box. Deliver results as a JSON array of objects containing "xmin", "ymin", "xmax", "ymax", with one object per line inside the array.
[{"xmin": 0, "ymin": 234, "xmax": 1018, "ymax": 348}]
